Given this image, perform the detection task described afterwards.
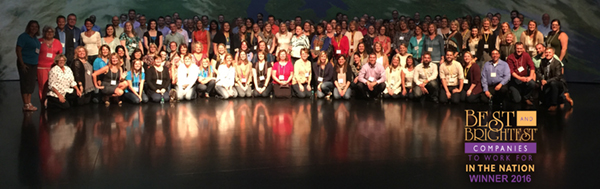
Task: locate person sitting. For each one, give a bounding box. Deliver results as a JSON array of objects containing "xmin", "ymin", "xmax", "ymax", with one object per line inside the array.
[
  {"xmin": 196, "ymin": 58, "xmax": 216, "ymax": 98},
  {"xmin": 123, "ymin": 59, "xmax": 149, "ymax": 103},
  {"xmin": 413, "ymin": 52, "xmax": 439, "ymax": 103},
  {"xmin": 215, "ymin": 54, "xmax": 237, "ymax": 99},
  {"xmin": 481, "ymin": 49, "xmax": 511, "ymax": 104},
  {"xmin": 145, "ymin": 55, "xmax": 171, "ymax": 103},
  {"xmin": 357, "ymin": 53, "xmax": 386, "ymax": 99},
  {"xmin": 333, "ymin": 55, "xmax": 353, "ymax": 100},
  {"xmin": 439, "ymin": 50, "xmax": 464, "ymax": 104},
  {"xmin": 292, "ymin": 49, "xmax": 312, "ymax": 98},
  {"xmin": 92, "ymin": 53, "xmax": 128, "ymax": 105},
  {"xmin": 46, "ymin": 55, "xmax": 82, "ymax": 110},
  {"xmin": 537, "ymin": 47, "xmax": 568, "ymax": 111},
  {"xmin": 313, "ymin": 52, "xmax": 335, "ymax": 99},
  {"xmin": 460, "ymin": 52, "xmax": 485, "ymax": 103},
  {"xmin": 383, "ymin": 54, "xmax": 403, "ymax": 99},
  {"xmin": 176, "ymin": 55, "xmax": 199, "ymax": 100},
  {"xmin": 507, "ymin": 42, "xmax": 536, "ymax": 105},
  {"xmin": 252, "ymin": 51, "xmax": 273, "ymax": 97}
]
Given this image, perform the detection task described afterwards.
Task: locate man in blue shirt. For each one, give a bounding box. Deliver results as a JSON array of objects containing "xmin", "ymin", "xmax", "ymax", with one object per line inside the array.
[
  {"xmin": 54, "ymin": 15, "xmax": 67, "ymax": 55},
  {"xmin": 481, "ymin": 49, "xmax": 511, "ymax": 104}
]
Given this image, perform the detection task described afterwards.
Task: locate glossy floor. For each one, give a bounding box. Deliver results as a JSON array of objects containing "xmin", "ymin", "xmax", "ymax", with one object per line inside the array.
[{"xmin": 0, "ymin": 81, "xmax": 598, "ymax": 188}]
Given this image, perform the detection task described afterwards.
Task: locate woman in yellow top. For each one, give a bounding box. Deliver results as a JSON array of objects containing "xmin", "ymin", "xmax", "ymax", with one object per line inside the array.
[
  {"xmin": 292, "ymin": 49, "xmax": 312, "ymax": 98},
  {"xmin": 235, "ymin": 51, "xmax": 253, "ymax": 97}
]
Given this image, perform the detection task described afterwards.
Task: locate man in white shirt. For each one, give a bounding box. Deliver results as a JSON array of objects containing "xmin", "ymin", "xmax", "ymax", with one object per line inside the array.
[
  {"xmin": 439, "ymin": 50, "xmax": 464, "ymax": 104},
  {"xmin": 413, "ymin": 52, "xmax": 439, "ymax": 103}
]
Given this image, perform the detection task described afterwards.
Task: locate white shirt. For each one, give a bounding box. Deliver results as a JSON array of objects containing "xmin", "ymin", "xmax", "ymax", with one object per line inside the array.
[
  {"xmin": 216, "ymin": 64, "xmax": 236, "ymax": 87},
  {"xmin": 413, "ymin": 63, "xmax": 438, "ymax": 85},
  {"xmin": 177, "ymin": 64, "xmax": 199, "ymax": 87},
  {"xmin": 439, "ymin": 60, "xmax": 465, "ymax": 86},
  {"xmin": 47, "ymin": 66, "xmax": 77, "ymax": 98}
]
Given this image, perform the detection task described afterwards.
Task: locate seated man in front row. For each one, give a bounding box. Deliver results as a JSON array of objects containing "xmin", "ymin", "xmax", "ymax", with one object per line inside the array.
[
  {"xmin": 357, "ymin": 53, "xmax": 386, "ymax": 99},
  {"xmin": 481, "ymin": 49, "xmax": 511, "ymax": 104},
  {"xmin": 507, "ymin": 42, "xmax": 536, "ymax": 105},
  {"xmin": 439, "ymin": 50, "xmax": 464, "ymax": 104},
  {"xmin": 537, "ymin": 47, "xmax": 567, "ymax": 111},
  {"xmin": 413, "ymin": 52, "xmax": 439, "ymax": 103}
]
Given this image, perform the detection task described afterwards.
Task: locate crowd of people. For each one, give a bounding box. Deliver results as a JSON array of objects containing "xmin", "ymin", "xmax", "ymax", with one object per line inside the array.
[{"xmin": 16, "ymin": 9, "xmax": 574, "ymax": 112}]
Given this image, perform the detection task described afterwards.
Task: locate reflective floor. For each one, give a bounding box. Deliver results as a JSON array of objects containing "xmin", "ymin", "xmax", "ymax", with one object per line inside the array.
[{"xmin": 0, "ymin": 81, "xmax": 598, "ymax": 188}]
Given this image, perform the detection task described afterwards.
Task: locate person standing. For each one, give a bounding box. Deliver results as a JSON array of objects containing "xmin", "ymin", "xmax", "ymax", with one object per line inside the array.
[
  {"xmin": 17, "ymin": 20, "xmax": 42, "ymax": 111},
  {"xmin": 38, "ymin": 26, "xmax": 63, "ymax": 104},
  {"xmin": 64, "ymin": 14, "xmax": 82, "ymax": 63}
]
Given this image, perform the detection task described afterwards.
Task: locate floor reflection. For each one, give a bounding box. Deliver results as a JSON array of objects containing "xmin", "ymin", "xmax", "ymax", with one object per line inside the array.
[{"xmin": 28, "ymin": 98, "xmax": 573, "ymax": 185}]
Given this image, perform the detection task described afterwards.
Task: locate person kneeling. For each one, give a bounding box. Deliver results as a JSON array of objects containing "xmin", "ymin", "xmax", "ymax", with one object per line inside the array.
[
  {"xmin": 292, "ymin": 49, "xmax": 312, "ymax": 98},
  {"xmin": 357, "ymin": 53, "xmax": 386, "ymax": 99},
  {"xmin": 47, "ymin": 55, "xmax": 82, "ymax": 110},
  {"xmin": 146, "ymin": 55, "xmax": 171, "ymax": 103}
]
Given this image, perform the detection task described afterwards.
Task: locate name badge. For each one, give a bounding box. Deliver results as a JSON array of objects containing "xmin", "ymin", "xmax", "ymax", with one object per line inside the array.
[
  {"xmin": 156, "ymin": 79, "xmax": 163, "ymax": 85},
  {"xmin": 491, "ymin": 72, "xmax": 497, "ymax": 78},
  {"xmin": 399, "ymin": 36, "xmax": 404, "ymax": 40},
  {"xmin": 279, "ymin": 75, "xmax": 284, "ymax": 80},
  {"xmin": 61, "ymin": 43, "xmax": 65, "ymax": 48},
  {"xmin": 484, "ymin": 44, "xmax": 489, "ymax": 49},
  {"xmin": 518, "ymin": 66, "xmax": 524, "ymax": 72},
  {"xmin": 131, "ymin": 43, "xmax": 137, "ymax": 48},
  {"xmin": 87, "ymin": 70, "xmax": 92, "ymax": 75},
  {"xmin": 406, "ymin": 82, "xmax": 412, "ymax": 87},
  {"xmin": 35, "ymin": 48, "xmax": 40, "ymax": 54},
  {"xmin": 318, "ymin": 77, "xmax": 323, "ymax": 82},
  {"xmin": 259, "ymin": 76, "xmax": 265, "ymax": 81},
  {"xmin": 111, "ymin": 80, "xmax": 117, "ymax": 85},
  {"xmin": 254, "ymin": 46, "xmax": 257, "ymax": 50},
  {"xmin": 73, "ymin": 38, "xmax": 76, "ymax": 43},
  {"xmin": 46, "ymin": 53, "xmax": 53, "ymax": 58},
  {"xmin": 529, "ymin": 47, "xmax": 535, "ymax": 52},
  {"xmin": 368, "ymin": 77, "xmax": 374, "ymax": 82},
  {"xmin": 338, "ymin": 79, "xmax": 344, "ymax": 84},
  {"xmin": 226, "ymin": 45, "xmax": 231, "ymax": 49},
  {"xmin": 427, "ymin": 47, "xmax": 433, "ymax": 52},
  {"xmin": 188, "ymin": 39, "xmax": 192, "ymax": 43},
  {"xmin": 414, "ymin": 46, "xmax": 419, "ymax": 51},
  {"xmin": 315, "ymin": 46, "xmax": 320, "ymax": 51},
  {"xmin": 470, "ymin": 50, "xmax": 476, "ymax": 55},
  {"xmin": 464, "ymin": 79, "xmax": 469, "ymax": 84},
  {"xmin": 241, "ymin": 78, "xmax": 247, "ymax": 83},
  {"xmin": 267, "ymin": 45, "xmax": 271, "ymax": 49},
  {"xmin": 336, "ymin": 50, "xmax": 341, "ymax": 54},
  {"xmin": 133, "ymin": 86, "xmax": 139, "ymax": 92},
  {"xmin": 305, "ymin": 73, "xmax": 309, "ymax": 78}
]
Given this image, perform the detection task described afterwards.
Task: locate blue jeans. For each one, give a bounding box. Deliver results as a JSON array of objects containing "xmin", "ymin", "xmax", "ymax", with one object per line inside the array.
[{"xmin": 316, "ymin": 82, "xmax": 334, "ymax": 98}]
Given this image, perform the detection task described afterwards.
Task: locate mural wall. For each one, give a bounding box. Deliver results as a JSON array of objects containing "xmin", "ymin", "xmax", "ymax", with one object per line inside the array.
[{"xmin": 1, "ymin": 0, "xmax": 599, "ymax": 82}]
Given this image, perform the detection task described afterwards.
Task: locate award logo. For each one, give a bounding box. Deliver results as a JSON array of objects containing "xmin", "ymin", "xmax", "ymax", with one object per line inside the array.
[{"xmin": 464, "ymin": 110, "xmax": 537, "ymax": 183}]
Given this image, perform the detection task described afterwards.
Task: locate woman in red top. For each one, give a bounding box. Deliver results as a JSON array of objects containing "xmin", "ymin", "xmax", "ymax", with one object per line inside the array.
[
  {"xmin": 373, "ymin": 25, "xmax": 391, "ymax": 57},
  {"xmin": 272, "ymin": 50, "xmax": 294, "ymax": 98},
  {"xmin": 192, "ymin": 20, "xmax": 210, "ymax": 54},
  {"xmin": 331, "ymin": 25, "xmax": 349, "ymax": 60},
  {"xmin": 38, "ymin": 26, "xmax": 63, "ymax": 102}
]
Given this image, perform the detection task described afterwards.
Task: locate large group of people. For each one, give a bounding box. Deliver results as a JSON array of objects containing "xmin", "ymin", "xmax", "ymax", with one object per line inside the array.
[{"xmin": 16, "ymin": 9, "xmax": 574, "ymax": 112}]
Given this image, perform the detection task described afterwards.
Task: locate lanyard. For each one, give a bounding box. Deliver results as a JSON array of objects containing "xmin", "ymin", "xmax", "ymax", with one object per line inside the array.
[
  {"xmin": 483, "ymin": 33, "xmax": 490, "ymax": 43},
  {"xmin": 464, "ymin": 64, "xmax": 471, "ymax": 77}
]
